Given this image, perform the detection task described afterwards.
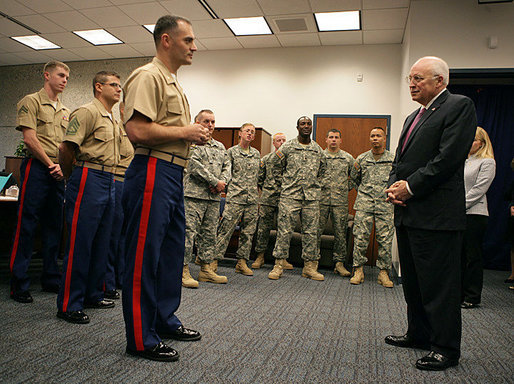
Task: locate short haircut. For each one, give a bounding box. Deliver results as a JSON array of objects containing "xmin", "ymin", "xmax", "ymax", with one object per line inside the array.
[
  {"xmin": 194, "ymin": 109, "xmax": 214, "ymax": 123},
  {"xmin": 44, "ymin": 60, "xmax": 69, "ymax": 74},
  {"xmin": 371, "ymin": 126, "xmax": 386, "ymax": 135},
  {"xmin": 273, "ymin": 132, "xmax": 285, "ymax": 140},
  {"xmin": 153, "ymin": 15, "xmax": 192, "ymax": 46},
  {"xmin": 240, "ymin": 123, "xmax": 255, "ymax": 131},
  {"xmin": 415, "ymin": 56, "xmax": 450, "ymax": 86},
  {"xmin": 326, "ymin": 128, "xmax": 341, "ymax": 138},
  {"xmin": 92, "ymin": 70, "xmax": 120, "ymax": 96},
  {"xmin": 296, "ymin": 116, "xmax": 311, "ymax": 127}
]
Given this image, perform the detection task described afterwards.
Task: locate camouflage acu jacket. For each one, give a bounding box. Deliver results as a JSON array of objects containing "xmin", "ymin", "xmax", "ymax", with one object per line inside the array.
[
  {"xmin": 226, "ymin": 144, "xmax": 260, "ymax": 204},
  {"xmin": 351, "ymin": 149, "xmax": 394, "ymax": 213},
  {"xmin": 320, "ymin": 149, "xmax": 355, "ymax": 206},
  {"xmin": 258, "ymin": 151, "xmax": 281, "ymax": 207},
  {"xmin": 184, "ymin": 138, "xmax": 231, "ymax": 201}
]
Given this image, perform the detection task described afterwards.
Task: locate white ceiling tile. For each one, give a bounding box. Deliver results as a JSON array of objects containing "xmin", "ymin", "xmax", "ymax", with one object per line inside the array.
[
  {"xmin": 276, "ymin": 32, "xmax": 320, "ymax": 47},
  {"xmin": 0, "ymin": 0, "xmax": 37, "ymax": 16},
  {"xmin": 128, "ymin": 42, "xmax": 156, "ymax": 56},
  {"xmin": 0, "ymin": 37, "xmax": 35, "ymax": 52},
  {"xmin": 194, "ymin": 40, "xmax": 207, "ymax": 50},
  {"xmin": 362, "ymin": 8, "xmax": 408, "ymax": 30},
  {"xmin": 207, "ymin": 0, "xmax": 263, "ymax": 18},
  {"xmin": 107, "ymin": 26, "xmax": 153, "ymax": 44},
  {"xmin": 257, "ymin": 0, "xmax": 311, "ymax": 15},
  {"xmin": 62, "ymin": 0, "xmax": 114, "ymax": 9},
  {"xmin": 98, "ymin": 44, "xmax": 142, "ymax": 58},
  {"xmin": 16, "ymin": 14, "xmax": 66, "ymax": 34},
  {"xmin": 117, "ymin": 2, "xmax": 169, "ymax": 24},
  {"xmin": 42, "ymin": 48, "xmax": 86, "ymax": 62},
  {"xmin": 237, "ymin": 35, "xmax": 281, "ymax": 48},
  {"xmin": 0, "ymin": 53, "xmax": 31, "ymax": 65},
  {"xmin": 309, "ymin": 0, "xmax": 361, "ymax": 12},
  {"xmin": 160, "ymin": 0, "xmax": 212, "ymax": 20},
  {"xmin": 24, "ymin": 0, "xmax": 73, "ymax": 13},
  {"xmin": 108, "ymin": 0, "xmax": 146, "ymax": 4},
  {"xmin": 192, "ymin": 20, "xmax": 233, "ymax": 38},
  {"xmin": 44, "ymin": 10, "xmax": 99, "ymax": 30},
  {"xmin": 198, "ymin": 37, "xmax": 243, "ymax": 50},
  {"xmin": 319, "ymin": 30, "xmax": 362, "ymax": 45},
  {"xmin": 40, "ymin": 32, "xmax": 92, "ymax": 48},
  {"xmin": 363, "ymin": 0, "xmax": 410, "ymax": 10},
  {"xmin": 80, "ymin": 7, "xmax": 140, "ymax": 28},
  {"xmin": 363, "ymin": 29, "xmax": 403, "ymax": 44},
  {"xmin": 10, "ymin": 50, "xmax": 53, "ymax": 64},
  {"xmin": 68, "ymin": 46, "xmax": 114, "ymax": 60},
  {"xmin": 0, "ymin": 16, "xmax": 35, "ymax": 36}
]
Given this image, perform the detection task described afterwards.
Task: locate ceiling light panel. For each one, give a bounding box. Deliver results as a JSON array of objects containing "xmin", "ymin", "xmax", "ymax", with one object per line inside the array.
[
  {"xmin": 11, "ymin": 35, "xmax": 61, "ymax": 50},
  {"xmin": 224, "ymin": 17, "xmax": 272, "ymax": 36},
  {"xmin": 73, "ymin": 29, "xmax": 123, "ymax": 45},
  {"xmin": 314, "ymin": 11, "xmax": 360, "ymax": 32},
  {"xmin": 143, "ymin": 24, "xmax": 155, "ymax": 33}
]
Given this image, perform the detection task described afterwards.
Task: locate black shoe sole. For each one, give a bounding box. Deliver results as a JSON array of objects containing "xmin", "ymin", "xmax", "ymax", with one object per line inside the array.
[
  {"xmin": 10, "ymin": 294, "xmax": 33, "ymax": 303},
  {"xmin": 56, "ymin": 312, "xmax": 90, "ymax": 324},
  {"xmin": 415, "ymin": 360, "xmax": 458, "ymax": 371},
  {"xmin": 159, "ymin": 333, "xmax": 202, "ymax": 342},
  {"xmin": 126, "ymin": 348, "xmax": 179, "ymax": 362}
]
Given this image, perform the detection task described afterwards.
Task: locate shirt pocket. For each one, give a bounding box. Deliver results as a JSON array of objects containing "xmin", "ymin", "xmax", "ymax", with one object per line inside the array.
[
  {"xmin": 36, "ymin": 110, "xmax": 54, "ymax": 136},
  {"xmin": 167, "ymin": 100, "xmax": 183, "ymax": 115},
  {"xmin": 94, "ymin": 125, "xmax": 115, "ymax": 143},
  {"xmin": 119, "ymin": 133, "xmax": 133, "ymax": 158}
]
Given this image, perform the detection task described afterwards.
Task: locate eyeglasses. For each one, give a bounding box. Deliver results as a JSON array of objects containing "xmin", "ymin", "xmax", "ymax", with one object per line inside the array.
[
  {"xmin": 101, "ymin": 82, "xmax": 122, "ymax": 89},
  {"xmin": 405, "ymin": 75, "xmax": 439, "ymax": 84}
]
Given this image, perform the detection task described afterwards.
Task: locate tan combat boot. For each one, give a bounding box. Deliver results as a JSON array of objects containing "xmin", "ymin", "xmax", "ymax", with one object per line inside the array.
[
  {"xmin": 282, "ymin": 259, "xmax": 294, "ymax": 270},
  {"xmin": 378, "ymin": 269, "xmax": 394, "ymax": 288},
  {"xmin": 194, "ymin": 256, "xmax": 201, "ymax": 266},
  {"xmin": 268, "ymin": 259, "xmax": 284, "ymax": 280},
  {"xmin": 182, "ymin": 265, "xmax": 199, "ymax": 289},
  {"xmin": 350, "ymin": 266, "xmax": 364, "ymax": 285},
  {"xmin": 235, "ymin": 259, "xmax": 254, "ymax": 276},
  {"xmin": 198, "ymin": 262, "xmax": 228, "ymax": 284},
  {"xmin": 334, "ymin": 262, "xmax": 351, "ymax": 277},
  {"xmin": 211, "ymin": 259, "xmax": 218, "ymax": 273},
  {"xmin": 302, "ymin": 261, "xmax": 325, "ymax": 281},
  {"xmin": 251, "ymin": 252, "xmax": 265, "ymax": 269}
]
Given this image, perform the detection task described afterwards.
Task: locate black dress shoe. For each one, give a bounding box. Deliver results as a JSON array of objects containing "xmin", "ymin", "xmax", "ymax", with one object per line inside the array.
[
  {"xmin": 41, "ymin": 284, "xmax": 60, "ymax": 293},
  {"xmin": 461, "ymin": 301, "xmax": 479, "ymax": 309},
  {"xmin": 159, "ymin": 325, "xmax": 202, "ymax": 341},
  {"xmin": 416, "ymin": 351, "xmax": 458, "ymax": 371},
  {"xmin": 384, "ymin": 334, "xmax": 430, "ymax": 350},
  {"xmin": 126, "ymin": 342, "xmax": 179, "ymax": 362},
  {"xmin": 10, "ymin": 291, "xmax": 33, "ymax": 303},
  {"xmin": 57, "ymin": 310, "xmax": 90, "ymax": 324},
  {"xmin": 504, "ymin": 278, "xmax": 514, "ymax": 283},
  {"xmin": 84, "ymin": 299, "xmax": 115, "ymax": 309},
  {"xmin": 104, "ymin": 290, "xmax": 120, "ymax": 300}
]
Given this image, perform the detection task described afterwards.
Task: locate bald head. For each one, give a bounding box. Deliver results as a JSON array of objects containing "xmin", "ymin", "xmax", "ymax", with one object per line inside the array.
[
  {"xmin": 412, "ymin": 56, "xmax": 449, "ymax": 86},
  {"xmin": 409, "ymin": 56, "xmax": 449, "ymax": 106}
]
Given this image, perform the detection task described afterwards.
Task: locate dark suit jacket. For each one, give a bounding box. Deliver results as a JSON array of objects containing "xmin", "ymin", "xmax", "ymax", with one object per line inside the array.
[{"xmin": 388, "ymin": 89, "xmax": 477, "ymax": 231}]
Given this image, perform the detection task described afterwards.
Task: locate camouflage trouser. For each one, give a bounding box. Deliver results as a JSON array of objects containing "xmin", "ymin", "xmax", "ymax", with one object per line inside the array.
[
  {"xmin": 352, "ymin": 210, "xmax": 394, "ymax": 270},
  {"xmin": 318, "ymin": 204, "xmax": 349, "ymax": 262},
  {"xmin": 272, "ymin": 197, "xmax": 319, "ymax": 261},
  {"xmin": 255, "ymin": 204, "xmax": 278, "ymax": 253},
  {"xmin": 215, "ymin": 202, "xmax": 258, "ymax": 261},
  {"xmin": 184, "ymin": 197, "xmax": 220, "ymax": 265}
]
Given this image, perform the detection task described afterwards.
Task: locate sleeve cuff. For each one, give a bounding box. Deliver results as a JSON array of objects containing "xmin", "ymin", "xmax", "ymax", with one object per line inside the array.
[{"xmin": 406, "ymin": 181, "xmax": 414, "ymax": 196}]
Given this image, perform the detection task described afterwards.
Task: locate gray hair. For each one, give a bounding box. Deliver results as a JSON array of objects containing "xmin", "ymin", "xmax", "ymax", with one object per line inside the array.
[{"xmin": 414, "ymin": 56, "xmax": 449, "ymax": 86}]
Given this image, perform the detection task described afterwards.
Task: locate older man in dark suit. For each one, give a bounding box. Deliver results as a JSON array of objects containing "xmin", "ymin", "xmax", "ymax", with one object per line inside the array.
[{"xmin": 385, "ymin": 56, "xmax": 476, "ymax": 371}]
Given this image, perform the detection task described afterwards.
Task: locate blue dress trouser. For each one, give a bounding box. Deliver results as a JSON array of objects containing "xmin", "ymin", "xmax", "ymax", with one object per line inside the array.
[
  {"xmin": 56, "ymin": 166, "xmax": 115, "ymax": 312},
  {"xmin": 10, "ymin": 158, "xmax": 64, "ymax": 294},
  {"xmin": 122, "ymin": 155, "xmax": 184, "ymax": 352},
  {"xmin": 105, "ymin": 179, "xmax": 124, "ymax": 291}
]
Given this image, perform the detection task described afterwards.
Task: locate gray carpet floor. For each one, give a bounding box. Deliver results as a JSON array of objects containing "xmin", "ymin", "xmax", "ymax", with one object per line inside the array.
[{"xmin": 0, "ymin": 260, "xmax": 513, "ymax": 384}]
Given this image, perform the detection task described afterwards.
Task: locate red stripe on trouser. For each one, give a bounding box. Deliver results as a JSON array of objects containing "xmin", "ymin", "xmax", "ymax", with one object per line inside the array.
[
  {"xmin": 10, "ymin": 158, "xmax": 33, "ymax": 272},
  {"xmin": 133, "ymin": 157, "xmax": 157, "ymax": 351},
  {"xmin": 62, "ymin": 168, "xmax": 89, "ymax": 312}
]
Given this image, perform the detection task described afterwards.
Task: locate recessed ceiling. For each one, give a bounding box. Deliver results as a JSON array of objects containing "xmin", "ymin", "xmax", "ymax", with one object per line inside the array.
[{"xmin": 0, "ymin": 0, "xmax": 411, "ymax": 66}]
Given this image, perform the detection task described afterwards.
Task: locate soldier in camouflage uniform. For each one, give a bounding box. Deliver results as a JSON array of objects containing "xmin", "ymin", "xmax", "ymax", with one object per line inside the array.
[
  {"xmin": 318, "ymin": 129, "xmax": 355, "ymax": 278},
  {"xmin": 349, "ymin": 127, "xmax": 395, "ymax": 288},
  {"xmin": 214, "ymin": 123, "xmax": 260, "ymax": 276},
  {"xmin": 252, "ymin": 133, "xmax": 293, "ymax": 269},
  {"xmin": 182, "ymin": 110, "xmax": 231, "ymax": 287},
  {"xmin": 269, "ymin": 116, "xmax": 327, "ymax": 281}
]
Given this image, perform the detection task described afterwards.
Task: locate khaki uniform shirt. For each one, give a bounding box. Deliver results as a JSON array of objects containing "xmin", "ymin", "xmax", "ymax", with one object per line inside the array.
[
  {"xmin": 64, "ymin": 98, "xmax": 120, "ymax": 167},
  {"xmin": 226, "ymin": 144, "xmax": 260, "ymax": 205},
  {"xmin": 123, "ymin": 57, "xmax": 191, "ymax": 161},
  {"xmin": 184, "ymin": 138, "xmax": 231, "ymax": 201},
  {"xmin": 351, "ymin": 149, "xmax": 394, "ymax": 213},
  {"xmin": 320, "ymin": 149, "xmax": 355, "ymax": 206},
  {"xmin": 115, "ymin": 126, "xmax": 135, "ymax": 178},
  {"xmin": 273, "ymin": 138, "xmax": 327, "ymax": 201},
  {"xmin": 258, "ymin": 151, "xmax": 281, "ymax": 207},
  {"xmin": 16, "ymin": 88, "xmax": 70, "ymax": 159}
]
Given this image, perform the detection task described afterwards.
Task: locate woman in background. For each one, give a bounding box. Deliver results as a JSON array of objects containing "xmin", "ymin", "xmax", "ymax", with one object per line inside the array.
[{"xmin": 461, "ymin": 126, "xmax": 496, "ymax": 309}]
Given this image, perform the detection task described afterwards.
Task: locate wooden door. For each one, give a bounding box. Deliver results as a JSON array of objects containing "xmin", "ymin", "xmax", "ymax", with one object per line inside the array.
[{"xmin": 313, "ymin": 114, "xmax": 391, "ymax": 266}]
